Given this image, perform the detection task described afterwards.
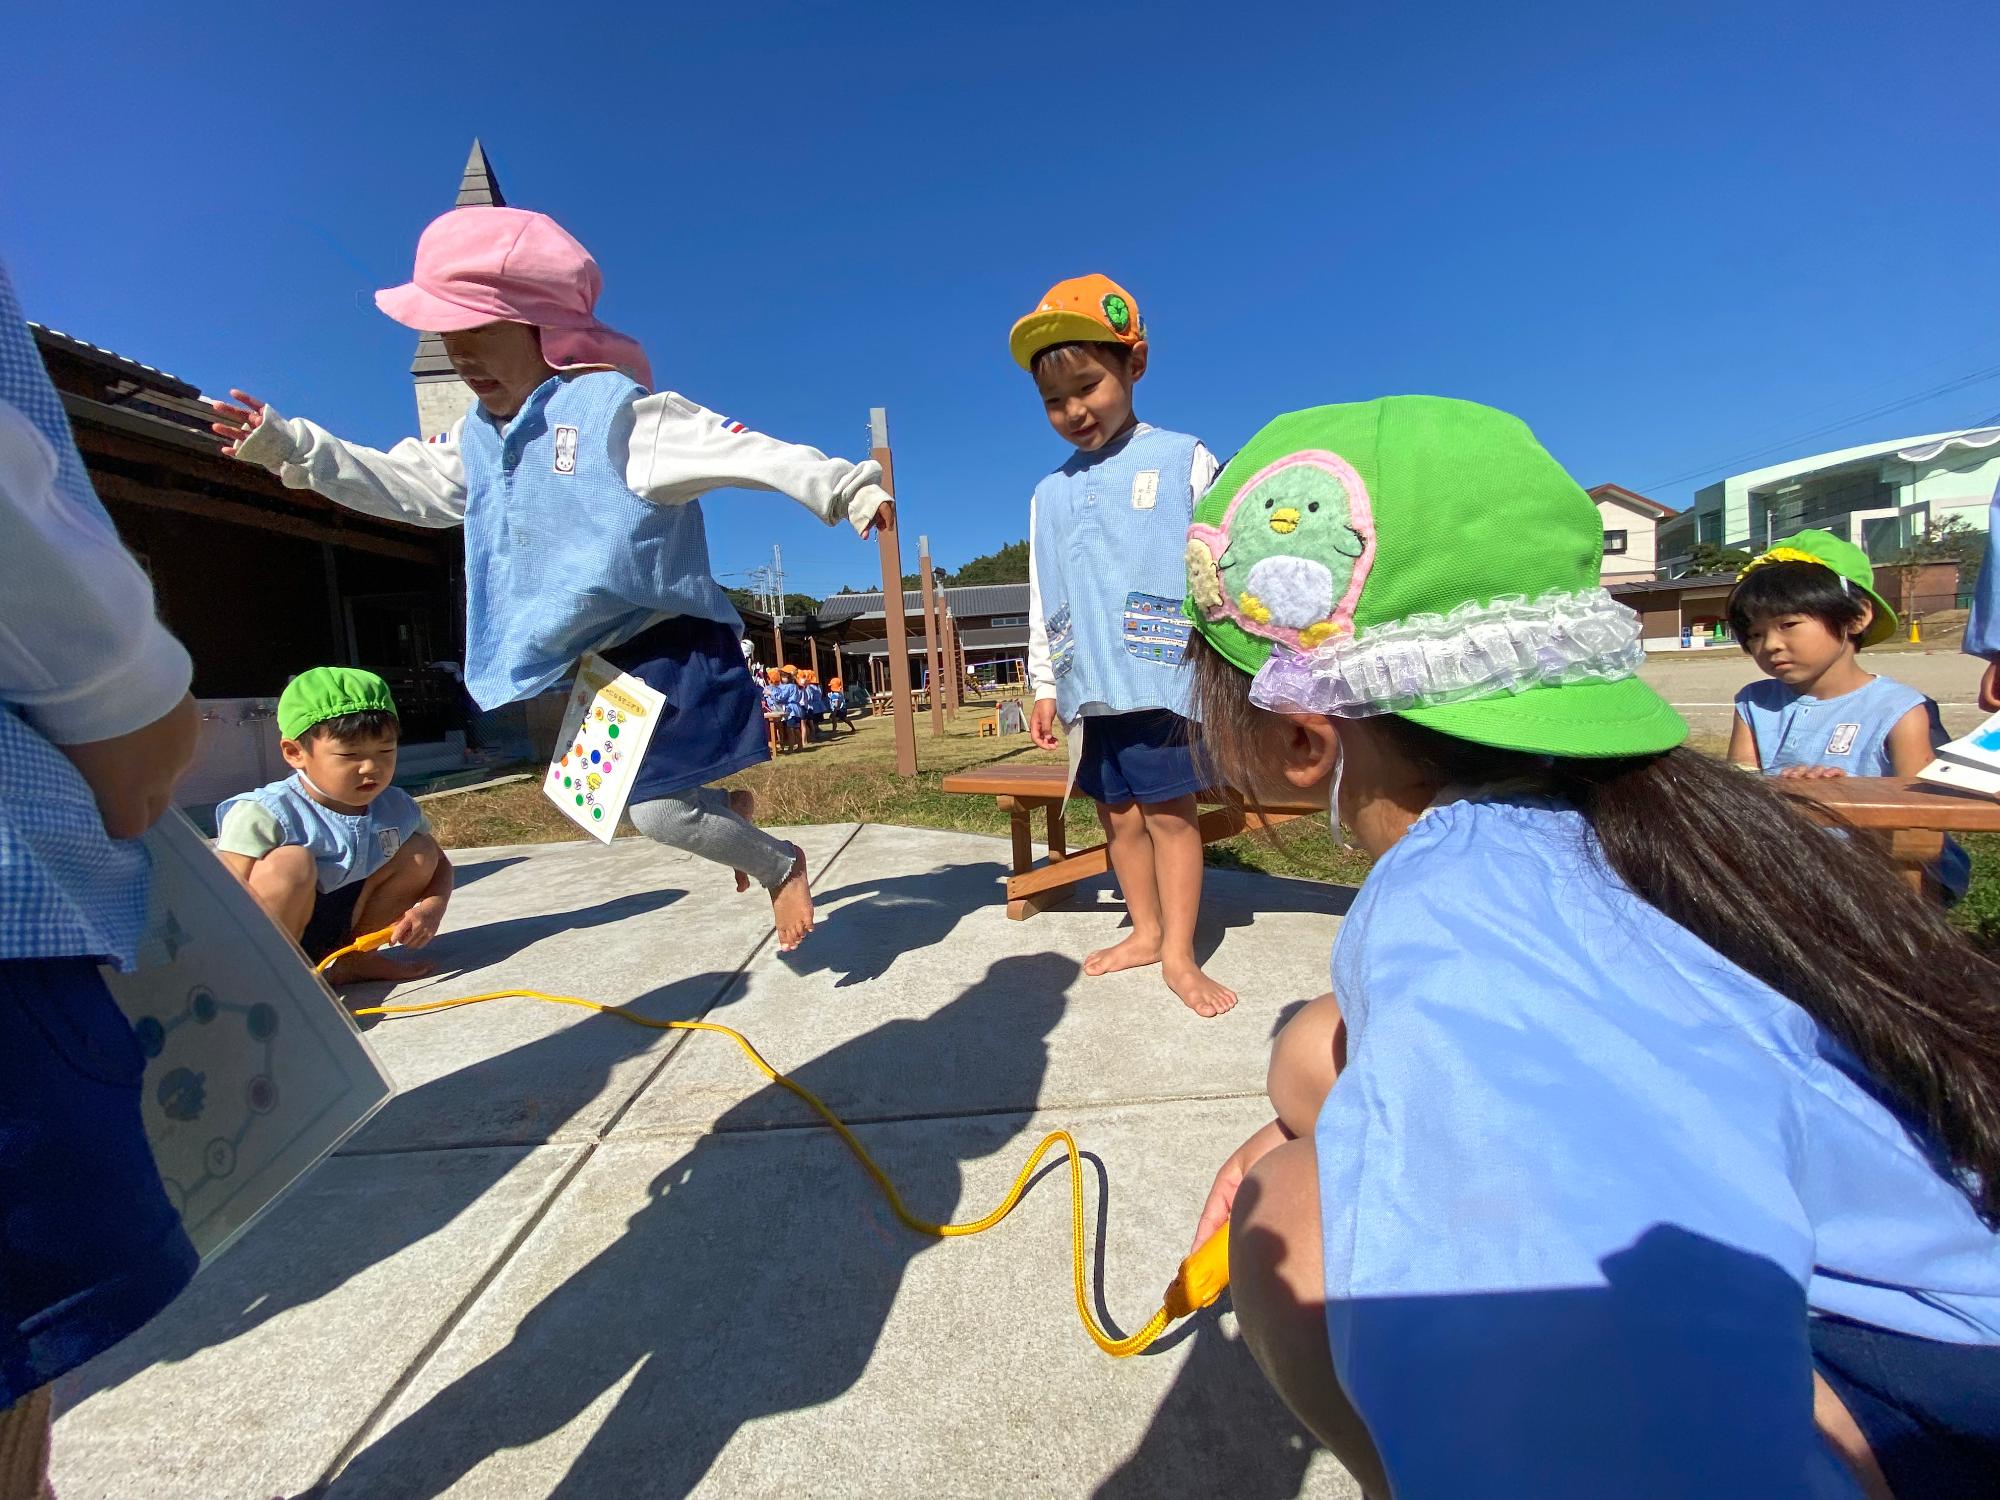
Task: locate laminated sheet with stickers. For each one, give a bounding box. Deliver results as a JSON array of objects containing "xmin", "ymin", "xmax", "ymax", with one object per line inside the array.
[{"xmin": 543, "ymin": 651, "xmax": 666, "ymax": 842}]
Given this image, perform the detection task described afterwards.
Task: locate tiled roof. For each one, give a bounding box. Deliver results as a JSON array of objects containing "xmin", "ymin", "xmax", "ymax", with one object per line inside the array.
[
  {"xmin": 29, "ymin": 323, "xmax": 200, "ymax": 398},
  {"xmin": 1588, "ymin": 483, "xmax": 1677, "ymax": 518},
  {"xmin": 412, "ymin": 140, "xmax": 506, "ymax": 380},
  {"xmin": 1608, "ymin": 572, "xmax": 1737, "ymax": 596},
  {"xmin": 818, "ymin": 582, "xmax": 1030, "ymax": 621}
]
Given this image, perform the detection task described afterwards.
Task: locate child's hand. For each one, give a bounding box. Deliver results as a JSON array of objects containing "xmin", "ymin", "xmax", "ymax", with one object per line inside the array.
[
  {"xmin": 861, "ymin": 494, "xmax": 895, "ymax": 540},
  {"xmin": 390, "ymin": 896, "xmax": 446, "ymax": 950},
  {"xmin": 1192, "ymin": 1118, "xmax": 1292, "ymax": 1253},
  {"xmin": 1029, "ymin": 698, "xmax": 1061, "ymax": 750},
  {"xmin": 209, "ymin": 389, "xmax": 269, "ymax": 457},
  {"xmin": 1777, "ymin": 765, "xmax": 1847, "ymax": 780}
]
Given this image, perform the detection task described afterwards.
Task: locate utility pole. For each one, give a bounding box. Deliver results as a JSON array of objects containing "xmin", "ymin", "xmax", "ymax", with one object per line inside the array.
[
  {"xmin": 871, "ymin": 408, "xmax": 918, "ymax": 776},
  {"xmin": 918, "ymin": 536, "xmax": 946, "ymax": 737}
]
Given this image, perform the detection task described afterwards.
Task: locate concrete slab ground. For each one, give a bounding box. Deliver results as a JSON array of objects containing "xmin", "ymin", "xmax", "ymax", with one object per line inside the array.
[{"xmin": 53, "ymin": 824, "xmax": 1360, "ymax": 1499}]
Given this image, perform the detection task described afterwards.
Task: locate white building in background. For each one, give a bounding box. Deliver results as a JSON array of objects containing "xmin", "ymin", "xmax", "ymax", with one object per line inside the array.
[
  {"xmin": 1660, "ymin": 424, "xmax": 2000, "ymax": 576},
  {"xmin": 1588, "ymin": 484, "xmax": 1675, "ymax": 581}
]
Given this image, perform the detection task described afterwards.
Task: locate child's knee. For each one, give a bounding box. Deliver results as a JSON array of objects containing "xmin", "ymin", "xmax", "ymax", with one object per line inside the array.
[
  {"xmin": 396, "ymin": 830, "xmax": 442, "ymax": 877},
  {"xmin": 249, "ymin": 842, "xmax": 316, "ymax": 896},
  {"xmin": 1269, "ymin": 992, "xmax": 1346, "ymax": 1134}
]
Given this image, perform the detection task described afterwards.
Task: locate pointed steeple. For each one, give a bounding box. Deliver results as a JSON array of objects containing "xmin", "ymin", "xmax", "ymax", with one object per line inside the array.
[{"xmin": 410, "ymin": 140, "xmax": 508, "ymax": 432}]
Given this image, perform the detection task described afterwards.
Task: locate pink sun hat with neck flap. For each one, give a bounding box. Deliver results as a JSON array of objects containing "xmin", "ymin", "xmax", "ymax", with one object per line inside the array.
[{"xmin": 374, "ymin": 206, "xmax": 653, "ymax": 389}]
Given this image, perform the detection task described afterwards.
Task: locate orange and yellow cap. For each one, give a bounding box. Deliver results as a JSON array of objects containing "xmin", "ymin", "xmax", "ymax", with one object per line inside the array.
[{"xmin": 1009, "ymin": 274, "xmax": 1146, "ymax": 370}]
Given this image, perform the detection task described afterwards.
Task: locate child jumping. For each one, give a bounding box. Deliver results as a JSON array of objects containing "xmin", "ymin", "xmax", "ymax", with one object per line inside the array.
[
  {"xmin": 1726, "ymin": 528, "xmax": 1968, "ymax": 898},
  {"xmin": 1181, "ymin": 396, "xmax": 2000, "ymax": 1497},
  {"xmin": 214, "ymin": 668, "xmax": 454, "ymax": 982},
  {"xmin": 213, "ymin": 207, "xmax": 893, "ymax": 950},
  {"xmin": 1013, "ymin": 275, "xmax": 1233, "ymax": 1018}
]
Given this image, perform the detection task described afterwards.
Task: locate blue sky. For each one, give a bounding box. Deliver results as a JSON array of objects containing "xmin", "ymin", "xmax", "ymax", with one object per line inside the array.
[{"xmin": 6, "ymin": 1, "xmax": 1995, "ymax": 599}]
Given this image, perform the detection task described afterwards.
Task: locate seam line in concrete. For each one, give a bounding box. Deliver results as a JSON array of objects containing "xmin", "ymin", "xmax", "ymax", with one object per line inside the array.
[{"xmin": 605, "ymin": 1087, "xmax": 1273, "ymax": 1142}]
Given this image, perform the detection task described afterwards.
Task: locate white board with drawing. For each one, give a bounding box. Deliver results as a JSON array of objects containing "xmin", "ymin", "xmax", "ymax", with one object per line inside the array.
[
  {"xmin": 99, "ymin": 810, "xmax": 394, "ymax": 1263},
  {"xmin": 542, "ymin": 651, "xmax": 666, "ymax": 842}
]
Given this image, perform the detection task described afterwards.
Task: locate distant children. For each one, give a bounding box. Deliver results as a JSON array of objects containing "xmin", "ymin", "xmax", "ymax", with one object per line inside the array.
[
  {"xmin": 214, "ymin": 668, "xmax": 454, "ymax": 982},
  {"xmin": 827, "ymin": 676, "xmax": 857, "ymax": 734},
  {"xmin": 1726, "ymin": 529, "xmax": 1968, "ymax": 899},
  {"xmin": 214, "ymin": 207, "xmax": 894, "ymax": 950},
  {"xmin": 802, "ymin": 671, "xmax": 829, "ymax": 740},
  {"xmin": 1013, "ymin": 275, "xmax": 1234, "ymax": 1017},
  {"xmin": 1182, "ymin": 397, "xmax": 2000, "ymax": 1497}
]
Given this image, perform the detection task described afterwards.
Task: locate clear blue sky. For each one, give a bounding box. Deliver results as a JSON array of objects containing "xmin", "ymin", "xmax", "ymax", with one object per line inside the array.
[{"xmin": 6, "ymin": 1, "xmax": 1995, "ymax": 599}]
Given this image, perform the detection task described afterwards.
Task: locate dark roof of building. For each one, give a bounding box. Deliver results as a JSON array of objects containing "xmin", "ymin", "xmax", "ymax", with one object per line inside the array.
[
  {"xmin": 1608, "ymin": 572, "xmax": 1738, "ymax": 597},
  {"xmin": 31, "ymin": 323, "xmax": 218, "ymax": 456},
  {"xmin": 412, "ymin": 140, "xmax": 507, "ymax": 380},
  {"xmin": 817, "ymin": 582, "xmax": 1030, "ymax": 622},
  {"xmin": 30, "ymin": 324, "xmax": 200, "ymax": 399},
  {"xmin": 1588, "ymin": 483, "xmax": 1677, "ymax": 518}
]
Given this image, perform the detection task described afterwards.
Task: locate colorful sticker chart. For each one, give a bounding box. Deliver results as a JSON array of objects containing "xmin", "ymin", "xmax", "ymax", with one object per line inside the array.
[
  {"xmin": 543, "ymin": 651, "xmax": 666, "ymax": 843},
  {"xmin": 100, "ymin": 811, "xmax": 393, "ymax": 1263}
]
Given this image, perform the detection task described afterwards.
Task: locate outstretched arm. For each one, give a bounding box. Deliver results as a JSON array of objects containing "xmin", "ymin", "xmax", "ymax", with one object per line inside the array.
[
  {"xmin": 214, "ymin": 389, "xmax": 468, "ymax": 528},
  {"xmin": 620, "ymin": 391, "xmax": 894, "ymax": 537}
]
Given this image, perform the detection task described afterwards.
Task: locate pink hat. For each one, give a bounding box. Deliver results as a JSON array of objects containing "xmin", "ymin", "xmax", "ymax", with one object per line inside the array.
[{"xmin": 374, "ymin": 207, "xmax": 653, "ymax": 388}]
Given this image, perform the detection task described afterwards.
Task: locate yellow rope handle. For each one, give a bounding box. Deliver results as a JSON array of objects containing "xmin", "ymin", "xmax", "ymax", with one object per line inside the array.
[{"xmin": 318, "ymin": 930, "xmax": 1228, "ymax": 1357}]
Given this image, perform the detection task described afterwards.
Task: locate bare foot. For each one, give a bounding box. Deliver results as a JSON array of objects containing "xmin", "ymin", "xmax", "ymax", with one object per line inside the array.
[
  {"xmin": 324, "ymin": 950, "xmax": 437, "ymax": 984},
  {"xmin": 1084, "ymin": 931, "xmax": 1163, "ymax": 977},
  {"xmin": 729, "ymin": 788, "xmax": 757, "ymax": 893},
  {"xmin": 769, "ymin": 846, "xmax": 813, "ymax": 951},
  {"xmin": 1165, "ymin": 958, "xmax": 1237, "ymax": 1018}
]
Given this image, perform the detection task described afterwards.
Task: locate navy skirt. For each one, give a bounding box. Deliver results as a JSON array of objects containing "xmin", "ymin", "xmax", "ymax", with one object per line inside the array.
[
  {"xmin": 600, "ymin": 616, "xmax": 770, "ymax": 804},
  {"xmin": 1810, "ymin": 1313, "xmax": 2000, "ymax": 1496},
  {"xmin": 2, "ymin": 958, "xmax": 198, "ymax": 1405}
]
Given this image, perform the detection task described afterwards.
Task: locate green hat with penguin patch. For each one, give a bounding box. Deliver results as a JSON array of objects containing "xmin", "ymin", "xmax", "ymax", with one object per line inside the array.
[{"xmin": 1183, "ymin": 396, "xmax": 1687, "ymax": 758}]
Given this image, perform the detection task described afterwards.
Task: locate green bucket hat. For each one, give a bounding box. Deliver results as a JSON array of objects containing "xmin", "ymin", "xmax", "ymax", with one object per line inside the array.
[
  {"xmin": 1735, "ymin": 528, "xmax": 1899, "ymax": 648},
  {"xmin": 1183, "ymin": 396, "xmax": 1687, "ymax": 758},
  {"xmin": 277, "ymin": 666, "xmax": 399, "ymax": 741}
]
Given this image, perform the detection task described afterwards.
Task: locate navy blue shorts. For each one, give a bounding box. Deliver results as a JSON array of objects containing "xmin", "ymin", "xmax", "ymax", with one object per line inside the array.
[
  {"xmin": 601, "ymin": 616, "xmax": 771, "ymax": 804},
  {"xmin": 1, "ymin": 958, "xmax": 198, "ymax": 1405},
  {"xmin": 1811, "ymin": 1313, "xmax": 2000, "ymax": 1496},
  {"xmin": 1073, "ymin": 710, "xmax": 1205, "ymax": 807},
  {"xmin": 300, "ymin": 879, "xmax": 364, "ymax": 962}
]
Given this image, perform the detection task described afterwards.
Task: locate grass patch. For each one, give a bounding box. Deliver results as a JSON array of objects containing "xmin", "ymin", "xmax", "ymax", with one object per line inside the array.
[{"xmin": 418, "ymin": 706, "xmax": 2000, "ymax": 942}]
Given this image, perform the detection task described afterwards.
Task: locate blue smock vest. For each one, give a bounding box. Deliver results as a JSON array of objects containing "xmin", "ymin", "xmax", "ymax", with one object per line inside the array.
[
  {"xmin": 215, "ymin": 775, "xmax": 424, "ymax": 895},
  {"xmin": 458, "ymin": 371, "xmax": 741, "ymax": 709},
  {"xmin": 1736, "ymin": 674, "xmax": 1969, "ymax": 897},
  {"xmin": 1032, "ymin": 425, "xmax": 1199, "ymax": 723}
]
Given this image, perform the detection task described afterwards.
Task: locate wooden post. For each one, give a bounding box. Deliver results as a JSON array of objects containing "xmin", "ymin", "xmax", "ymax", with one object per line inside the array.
[
  {"xmin": 918, "ymin": 536, "xmax": 946, "ymax": 738},
  {"xmin": 809, "ymin": 635, "xmax": 819, "ymax": 676},
  {"xmin": 770, "ymin": 620, "xmax": 783, "ymax": 669},
  {"xmin": 872, "ymin": 408, "xmax": 918, "ymax": 776},
  {"xmin": 943, "ymin": 609, "xmax": 961, "ymax": 718}
]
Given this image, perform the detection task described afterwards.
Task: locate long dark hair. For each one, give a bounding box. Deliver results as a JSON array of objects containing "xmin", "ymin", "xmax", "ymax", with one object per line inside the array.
[{"xmin": 1191, "ymin": 635, "xmax": 2000, "ymax": 1223}]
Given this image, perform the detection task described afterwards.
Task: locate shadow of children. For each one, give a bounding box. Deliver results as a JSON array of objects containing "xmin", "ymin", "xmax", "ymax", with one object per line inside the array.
[{"xmin": 322, "ymin": 951, "xmax": 1080, "ymax": 1500}]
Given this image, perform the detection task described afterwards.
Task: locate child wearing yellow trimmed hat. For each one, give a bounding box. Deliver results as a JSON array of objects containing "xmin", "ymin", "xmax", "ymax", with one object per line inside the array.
[
  {"xmin": 214, "ymin": 668, "xmax": 454, "ymax": 983},
  {"xmin": 1726, "ymin": 529, "xmax": 1967, "ymax": 898},
  {"xmin": 1011, "ymin": 275, "xmax": 1235, "ymax": 1018}
]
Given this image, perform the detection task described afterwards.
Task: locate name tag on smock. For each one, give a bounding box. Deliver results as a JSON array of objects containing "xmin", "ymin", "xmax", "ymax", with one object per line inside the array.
[
  {"xmin": 544, "ymin": 651, "xmax": 666, "ymax": 843},
  {"xmin": 1131, "ymin": 470, "xmax": 1160, "ymax": 509}
]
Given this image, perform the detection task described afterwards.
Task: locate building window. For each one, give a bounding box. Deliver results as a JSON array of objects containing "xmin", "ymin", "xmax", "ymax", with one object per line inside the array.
[
  {"xmin": 1697, "ymin": 511, "xmax": 1722, "ymax": 545},
  {"xmin": 987, "ymin": 614, "xmax": 1027, "ymax": 627},
  {"xmin": 1603, "ymin": 530, "xmax": 1628, "ymax": 555}
]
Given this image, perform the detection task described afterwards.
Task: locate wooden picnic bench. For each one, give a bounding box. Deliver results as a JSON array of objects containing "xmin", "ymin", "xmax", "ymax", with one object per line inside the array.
[
  {"xmin": 941, "ymin": 767, "xmax": 2000, "ymax": 916},
  {"xmin": 939, "ymin": 763, "xmax": 1317, "ymax": 920},
  {"xmin": 1782, "ymin": 776, "xmax": 2000, "ymax": 893}
]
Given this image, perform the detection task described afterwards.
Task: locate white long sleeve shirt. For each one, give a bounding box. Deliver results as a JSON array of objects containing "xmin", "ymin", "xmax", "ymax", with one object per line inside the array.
[
  {"xmin": 1026, "ymin": 435, "xmax": 1217, "ymax": 706},
  {"xmin": 232, "ymin": 390, "xmax": 890, "ymax": 536},
  {"xmin": 0, "ymin": 399, "xmax": 192, "ymax": 744}
]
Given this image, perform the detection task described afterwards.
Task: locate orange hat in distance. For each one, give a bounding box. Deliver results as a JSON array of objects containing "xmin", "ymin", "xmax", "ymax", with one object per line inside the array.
[
  {"xmin": 829, "ymin": 677, "xmax": 843, "ymax": 691},
  {"xmin": 1009, "ymin": 274, "xmax": 1146, "ymax": 370},
  {"xmin": 765, "ymin": 668, "xmax": 782, "ymax": 684},
  {"xmin": 781, "ymin": 664, "xmax": 798, "ymax": 676}
]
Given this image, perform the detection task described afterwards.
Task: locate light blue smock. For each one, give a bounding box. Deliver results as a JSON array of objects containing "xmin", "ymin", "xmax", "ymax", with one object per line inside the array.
[
  {"xmin": 1317, "ymin": 796, "xmax": 1999, "ymax": 1498},
  {"xmin": 216, "ymin": 775, "xmax": 424, "ymax": 895}
]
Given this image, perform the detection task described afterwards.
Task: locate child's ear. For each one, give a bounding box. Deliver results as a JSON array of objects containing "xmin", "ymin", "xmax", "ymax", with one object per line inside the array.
[
  {"xmin": 1853, "ymin": 600, "xmax": 1875, "ymax": 642},
  {"xmin": 1126, "ymin": 340, "xmax": 1149, "ymax": 384},
  {"xmin": 1277, "ymin": 713, "xmax": 1341, "ymax": 797},
  {"xmin": 279, "ymin": 737, "xmax": 309, "ymax": 770}
]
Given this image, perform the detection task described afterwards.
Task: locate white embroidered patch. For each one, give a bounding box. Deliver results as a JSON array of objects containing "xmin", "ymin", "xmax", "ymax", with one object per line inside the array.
[
  {"xmin": 1826, "ymin": 722, "xmax": 1860, "ymax": 756},
  {"xmin": 378, "ymin": 827, "xmax": 402, "ymax": 860},
  {"xmin": 1131, "ymin": 470, "xmax": 1159, "ymax": 510},
  {"xmin": 553, "ymin": 425, "xmax": 579, "ymax": 475}
]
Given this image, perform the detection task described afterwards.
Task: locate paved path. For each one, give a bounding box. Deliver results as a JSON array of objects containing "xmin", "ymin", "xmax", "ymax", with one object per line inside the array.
[
  {"xmin": 1639, "ymin": 648, "xmax": 1986, "ymax": 742},
  {"xmin": 54, "ymin": 826, "xmax": 1359, "ymax": 1499}
]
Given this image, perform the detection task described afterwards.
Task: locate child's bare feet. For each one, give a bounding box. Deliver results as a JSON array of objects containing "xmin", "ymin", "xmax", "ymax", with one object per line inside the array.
[
  {"xmin": 1084, "ymin": 931, "xmax": 1163, "ymax": 976},
  {"xmin": 1165, "ymin": 958, "xmax": 1237, "ymax": 1019},
  {"xmin": 729, "ymin": 788, "xmax": 757, "ymax": 892},
  {"xmin": 325, "ymin": 950, "xmax": 437, "ymax": 984},
  {"xmin": 769, "ymin": 845, "xmax": 813, "ymax": 951}
]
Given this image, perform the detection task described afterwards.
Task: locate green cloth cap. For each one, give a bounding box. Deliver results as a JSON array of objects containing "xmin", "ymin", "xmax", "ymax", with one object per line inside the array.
[
  {"xmin": 1737, "ymin": 529, "xmax": 1899, "ymax": 648},
  {"xmin": 278, "ymin": 666, "xmax": 399, "ymax": 741},
  {"xmin": 1183, "ymin": 396, "xmax": 1686, "ymax": 758}
]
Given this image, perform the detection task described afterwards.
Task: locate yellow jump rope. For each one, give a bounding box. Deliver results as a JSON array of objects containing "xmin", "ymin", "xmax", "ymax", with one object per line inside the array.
[{"xmin": 317, "ymin": 927, "xmax": 1231, "ymax": 1357}]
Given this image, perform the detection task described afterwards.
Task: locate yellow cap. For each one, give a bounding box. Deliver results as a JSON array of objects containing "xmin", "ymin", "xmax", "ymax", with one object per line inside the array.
[{"xmin": 1009, "ymin": 274, "xmax": 1145, "ymax": 369}]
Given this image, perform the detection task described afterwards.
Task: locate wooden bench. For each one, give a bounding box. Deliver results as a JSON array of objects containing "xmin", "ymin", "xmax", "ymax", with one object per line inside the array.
[
  {"xmin": 940, "ymin": 763, "xmax": 1317, "ymax": 920},
  {"xmin": 1781, "ymin": 777, "xmax": 2000, "ymax": 893}
]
